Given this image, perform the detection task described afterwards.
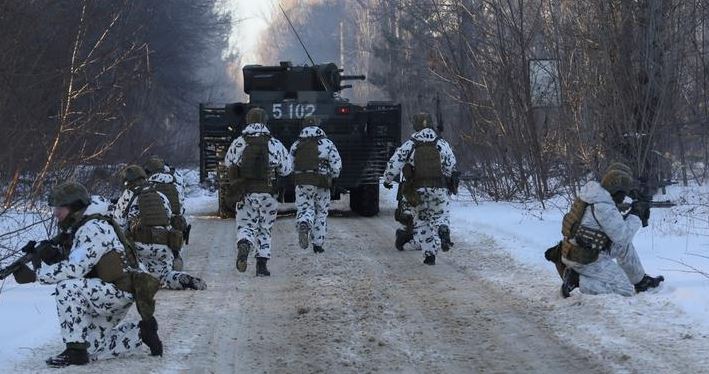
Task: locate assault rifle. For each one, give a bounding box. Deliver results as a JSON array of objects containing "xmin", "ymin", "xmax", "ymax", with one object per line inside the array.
[
  {"xmin": 617, "ymin": 200, "xmax": 675, "ymax": 227},
  {"xmin": 0, "ymin": 235, "xmax": 69, "ymax": 281},
  {"xmin": 0, "ymin": 241, "xmax": 38, "ymax": 280}
]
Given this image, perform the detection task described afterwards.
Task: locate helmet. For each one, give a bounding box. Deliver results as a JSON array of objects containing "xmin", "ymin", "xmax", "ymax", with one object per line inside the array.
[
  {"xmin": 49, "ymin": 182, "xmax": 90, "ymax": 208},
  {"xmin": 412, "ymin": 112, "xmax": 433, "ymax": 132},
  {"xmin": 601, "ymin": 170, "xmax": 635, "ymax": 195},
  {"xmin": 144, "ymin": 157, "xmax": 165, "ymax": 175},
  {"xmin": 122, "ymin": 165, "xmax": 147, "ymax": 183},
  {"xmin": 246, "ymin": 107, "xmax": 268, "ymax": 124},
  {"xmin": 302, "ymin": 116, "xmax": 321, "ymax": 127},
  {"xmin": 605, "ymin": 162, "xmax": 633, "ymax": 176}
]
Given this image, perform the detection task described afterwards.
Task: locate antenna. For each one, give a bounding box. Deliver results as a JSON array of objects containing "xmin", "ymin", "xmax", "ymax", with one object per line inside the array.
[{"xmin": 278, "ymin": 3, "xmax": 331, "ymax": 92}]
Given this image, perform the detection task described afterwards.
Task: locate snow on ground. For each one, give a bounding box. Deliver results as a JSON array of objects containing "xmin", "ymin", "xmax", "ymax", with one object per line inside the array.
[{"xmin": 0, "ymin": 212, "xmax": 60, "ymax": 368}]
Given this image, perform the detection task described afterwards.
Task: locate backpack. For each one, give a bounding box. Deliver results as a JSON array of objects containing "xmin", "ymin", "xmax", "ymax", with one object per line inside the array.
[{"xmin": 411, "ymin": 139, "xmax": 446, "ymax": 188}]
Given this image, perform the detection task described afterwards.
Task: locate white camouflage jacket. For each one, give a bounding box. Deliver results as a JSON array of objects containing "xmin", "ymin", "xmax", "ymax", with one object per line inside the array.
[
  {"xmin": 289, "ymin": 126, "xmax": 342, "ymax": 178},
  {"xmin": 224, "ymin": 123, "xmax": 293, "ymax": 177},
  {"xmin": 37, "ymin": 202, "xmax": 126, "ymax": 284},
  {"xmin": 383, "ymin": 128, "xmax": 457, "ymax": 184},
  {"xmin": 578, "ymin": 181, "xmax": 641, "ymax": 249},
  {"xmin": 112, "ymin": 184, "xmax": 173, "ymax": 231}
]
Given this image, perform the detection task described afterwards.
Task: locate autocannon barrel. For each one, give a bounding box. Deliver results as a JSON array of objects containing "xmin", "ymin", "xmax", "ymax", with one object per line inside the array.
[{"xmin": 341, "ymin": 75, "xmax": 366, "ymax": 81}]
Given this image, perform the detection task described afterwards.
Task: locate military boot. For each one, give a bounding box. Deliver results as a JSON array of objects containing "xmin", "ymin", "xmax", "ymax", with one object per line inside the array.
[
  {"xmin": 178, "ymin": 273, "xmax": 207, "ymax": 290},
  {"xmin": 438, "ymin": 225, "xmax": 454, "ymax": 252},
  {"xmin": 313, "ymin": 244, "xmax": 324, "ymax": 254},
  {"xmin": 298, "ymin": 222, "xmax": 311, "ymax": 249},
  {"xmin": 236, "ymin": 239, "xmax": 251, "ymax": 272},
  {"xmin": 46, "ymin": 342, "xmax": 89, "ymax": 367},
  {"xmin": 561, "ymin": 267, "xmax": 579, "ymax": 298},
  {"xmin": 138, "ymin": 316, "xmax": 163, "ymax": 356},
  {"xmin": 395, "ymin": 229, "xmax": 413, "ymax": 251},
  {"xmin": 256, "ymin": 257, "xmax": 271, "ymax": 276},
  {"xmin": 423, "ymin": 253, "xmax": 436, "ymax": 265},
  {"xmin": 634, "ymin": 274, "xmax": 665, "ymax": 293}
]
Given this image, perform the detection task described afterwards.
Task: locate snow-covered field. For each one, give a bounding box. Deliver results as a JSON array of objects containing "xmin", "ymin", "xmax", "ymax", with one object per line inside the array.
[{"xmin": 1, "ymin": 173, "xmax": 708, "ymax": 371}]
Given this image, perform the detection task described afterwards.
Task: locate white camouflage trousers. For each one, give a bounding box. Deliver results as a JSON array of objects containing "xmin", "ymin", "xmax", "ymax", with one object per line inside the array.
[
  {"xmin": 414, "ymin": 188, "xmax": 449, "ymax": 257},
  {"xmin": 54, "ymin": 278, "xmax": 143, "ymax": 360},
  {"xmin": 567, "ymin": 242, "xmax": 646, "ymax": 296},
  {"xmin": 136, "ymin": 243, "xmax": 193, "ymax": 289},
  {"xmin": 295, "ymin": 185, "xmax": 331, "ymax": 247},
  {"xmin": 236, "ymin": 193, "xmax": 278, "ymax": 258}
]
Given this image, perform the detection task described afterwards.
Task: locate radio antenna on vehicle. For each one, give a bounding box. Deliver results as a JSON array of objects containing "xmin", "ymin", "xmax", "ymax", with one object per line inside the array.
[{"xmin": 278, "ymin": 3, "xmax": 331, "ymax": 92}]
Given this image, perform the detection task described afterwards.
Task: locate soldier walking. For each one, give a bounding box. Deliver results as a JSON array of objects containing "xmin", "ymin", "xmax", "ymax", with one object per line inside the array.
[
  {"xmin": 383, "ymin": 112, "xmax": 457, "ymax": 265},
  {"xmin": 224, "ymin": 107, "xmax": 292, "ymax": 276},
  {"xmin": 290, "ymin": 116, "xmax": 342, "ymax": 253},
  {"xmin": 11, "ymin": 182, "xmax": 162, "ymax": 366},
  {"xmin": 113, "ymin": 165, "xmax": 206, "ymax": 290}
]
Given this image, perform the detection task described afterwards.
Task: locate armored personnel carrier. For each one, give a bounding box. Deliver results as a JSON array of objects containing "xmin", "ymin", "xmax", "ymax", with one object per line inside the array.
[{"xmin": 199, "ymin": 61, "xmax": 401, "ymax": 218}]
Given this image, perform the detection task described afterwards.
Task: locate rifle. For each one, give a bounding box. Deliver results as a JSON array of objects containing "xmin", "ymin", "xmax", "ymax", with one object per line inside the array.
[
  {"xmin": 0, "ymin": 241, "xmax": 37, "ymax": 280},
  {"xmin": 617, "ymin": 200, "xmax": 675, "ymax": 227},
  {"xmin": 0, "ymin": 234, "xmax": 70, "ymax": 281}
]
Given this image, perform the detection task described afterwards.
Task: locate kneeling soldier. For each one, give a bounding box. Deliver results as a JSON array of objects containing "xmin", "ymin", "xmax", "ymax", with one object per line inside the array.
[
  {"xmin": 558, "ymin": 169, "xmax": 664, "ymax": 297},
  {"xmin": 113, "ymin": 165, "xmax": 206, "ymax": 290},
  {"xmin": 12, "ymin": 182, "xmax": 163, "ymax": 366},
  {"xmin": 144, "ymin": 156, "xmax": 189, "ymax": 271}
]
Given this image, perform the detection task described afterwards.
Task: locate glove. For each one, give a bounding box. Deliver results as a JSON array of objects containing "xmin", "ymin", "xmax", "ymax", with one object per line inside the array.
[
  {"xmin": 12, "ymin": 263, "xmax": 37, "ymax": 284},
  {"xmin": 32, "ymin": 240, "xmax": 63, "ymax": 267},
  {"xmin": 383, "ymin": 181, "xmax": 394, "ymax": 190}
]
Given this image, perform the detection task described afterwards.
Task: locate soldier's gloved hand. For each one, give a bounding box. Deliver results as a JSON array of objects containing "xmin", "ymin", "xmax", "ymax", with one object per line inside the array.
[
  {"xmin": 33, "ymin": 241, "xmax": 62, "ymax": 267},
  {"xmin": 383, "ymin": 181, "xmax": 394, "ymax": 190},
  {"xmin": 13, "ymin": 263, "xmax": 37, "ymax": 284}
]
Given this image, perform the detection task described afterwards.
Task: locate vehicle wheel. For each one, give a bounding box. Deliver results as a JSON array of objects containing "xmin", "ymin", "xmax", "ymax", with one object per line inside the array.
[{"xmin": 350, "ymin": 184, "xmax": 379, "ymax": 217}]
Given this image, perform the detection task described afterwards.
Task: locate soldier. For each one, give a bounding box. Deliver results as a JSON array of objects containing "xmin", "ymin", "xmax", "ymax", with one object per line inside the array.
[
  {"xmin": 224, "ymin": 107, "xmax": 292, "ymax": 276},
  {"xmin": 12, "ymin": 182, "xmax": 162, "ymax": 366},
  {"xmin": 559, "ymin": 169, "xmax": 664, "ymax": 297},
  {"xmin": 113, "ymin": 165, "xmax": 206, "ymax": 290},
  {"xmin": 383, "ymin": 112, "xmax": 457, "ymax": 265},
  {"xmin": 290, "ymin": 116, "xmax": 342, "ymax": 253},
  {"xmin": 144, "ymin": 156, "xmax": 189, "ymax": 271}
]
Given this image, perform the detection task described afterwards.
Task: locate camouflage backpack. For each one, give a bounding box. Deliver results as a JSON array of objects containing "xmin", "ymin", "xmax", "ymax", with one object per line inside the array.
[
  {"xmin": 412, "ymin": 139, "xmax": 446, "ymax": 188},
  {"xmin": 152, "ymin": 175, "xmax": 182, "ymax": 214}
]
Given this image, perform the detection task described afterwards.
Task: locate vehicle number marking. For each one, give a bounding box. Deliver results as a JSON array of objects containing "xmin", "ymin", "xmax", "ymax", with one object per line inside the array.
[{"xmin": 272, "ymin": 103, "xmax": 316, "ymax": 119}]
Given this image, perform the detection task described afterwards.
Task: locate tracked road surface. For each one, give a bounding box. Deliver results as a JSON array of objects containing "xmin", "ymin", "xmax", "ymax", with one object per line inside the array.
[{"xmin": 14, "ymin": 209, "xmax": 709, "ymax": 373}]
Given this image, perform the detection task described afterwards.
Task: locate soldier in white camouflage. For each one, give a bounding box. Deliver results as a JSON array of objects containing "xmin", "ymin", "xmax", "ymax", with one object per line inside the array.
[
  {"xmin": 11, "ymin": 182, "xmax": 163, "ymax": 367},
  {"xmin": 383, "ymin": 112, "xmax": 457, "ymax": 265},
  {"xmin": 113, "ymin": 165, "xmax": 206, "ymax": 290},
  {"xmin": 144, "ymin": 156, "xmax": 189, "ymax": 271},
  {"xmin": 290, "ymin": 116, "xmax": 342, "ymax": 253},
  {"xmin": 224, "ymin": 107, "xmax": 293, "ymax": 276},
  {"xmin": 559, "ymin": 167, "xmax": 664, "ymax": 297}
]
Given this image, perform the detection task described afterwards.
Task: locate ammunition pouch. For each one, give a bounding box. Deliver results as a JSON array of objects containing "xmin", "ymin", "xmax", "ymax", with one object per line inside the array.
[
  {"xmin": 129, "ymin": 224, "xmax": 183, "ymax": 251},
  {"xmin": 171, "ymin": 215, "xmax": 188, "ymax": 232},
  {"xmin": 413, "ymin": 177, "xmax": 448, "ymax": 189},
  {"xmin": 294, "ymin": 172, "xmax": 332, "ymax": 188},
  {"xmin": 561, "ymin": 238, "xmax": 601, "ymax": 265}
]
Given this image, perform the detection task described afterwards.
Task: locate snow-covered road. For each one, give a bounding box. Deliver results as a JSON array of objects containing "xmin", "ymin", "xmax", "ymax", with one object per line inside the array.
[{"xmin": 7, "ymin": 200, "xmax": 709, "ymax": 372}]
